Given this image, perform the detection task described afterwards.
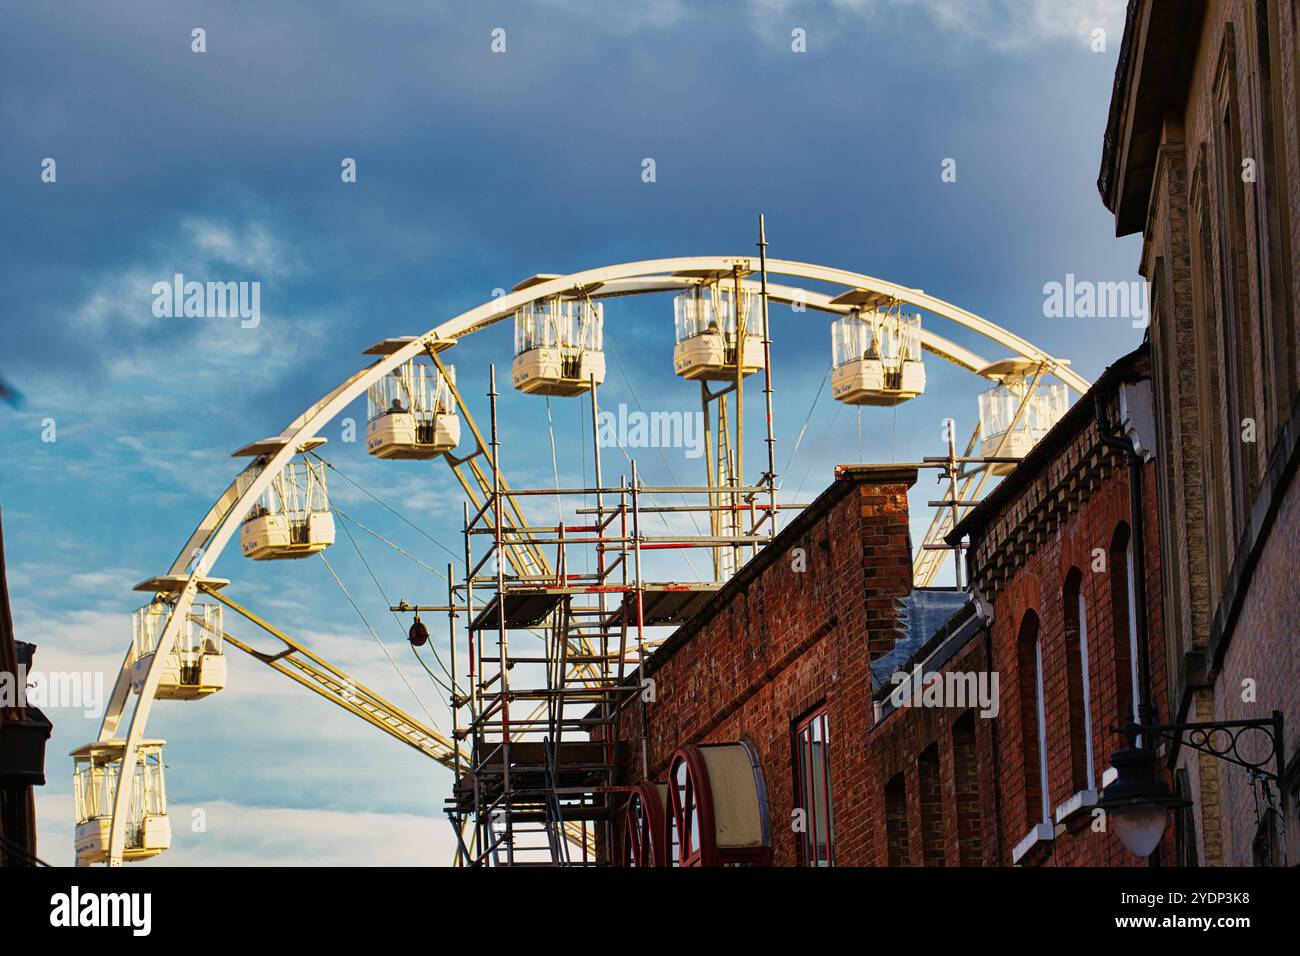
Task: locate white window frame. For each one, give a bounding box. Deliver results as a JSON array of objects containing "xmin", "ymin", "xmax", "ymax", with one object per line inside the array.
[
  {"xmin": 1125, "ymin": 539, "xmax": 1142, "ymax": 745},
  {"xmin": 1034, "ymin": 638, "xmax": 1050, "ymax": 826},
  {"xmin": 1078, "ymin": 590, "xmax": 1096, "ymax": 791}
]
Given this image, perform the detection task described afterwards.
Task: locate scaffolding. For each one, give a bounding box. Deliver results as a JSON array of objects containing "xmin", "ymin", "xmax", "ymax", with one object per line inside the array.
[{"xmin": 435, "ymin": 361, "xmax": 785, "ymax": 865}]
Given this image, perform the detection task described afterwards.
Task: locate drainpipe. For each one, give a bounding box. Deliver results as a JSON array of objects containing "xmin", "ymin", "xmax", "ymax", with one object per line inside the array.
[
  {"xmin": 981, "ymin": 617, "xmax": 1005, "ymax": 864},
  {"xmin": 1095, "ymin": 387, "xmax": 1160, "ymax": 867}
]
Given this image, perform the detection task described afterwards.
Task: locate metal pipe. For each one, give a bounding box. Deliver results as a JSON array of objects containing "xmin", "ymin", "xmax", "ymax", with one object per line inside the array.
[
  {"xmin": 488, "ymin": 364, "xmax": 514, "ymax": 865},
  {"xmin": 758, "ymin": 214, "xmax": 778, "ymax": 543},
  {"xmin": 630, "ymin": 461, "xmax": 651, "ymax": 781},
  {"xmin": 1095, "ymin": 392, "xmax": 1158, "ymax": 868},
  {"xmin": 588, "ymin": 372, "xmax": 616, "ymax": 859}
]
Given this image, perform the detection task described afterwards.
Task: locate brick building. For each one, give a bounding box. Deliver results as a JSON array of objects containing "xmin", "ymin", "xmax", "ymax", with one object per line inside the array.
[
  {"xmin": 605, "ymin": 348, "xmax": 1174, "ymax": 867},
  {"xmin": 1099, "ymin": 0, "xmax": 1300, "ymax": 865},
  {"xmin": 609, "ymin": 463, "xmax": 926, "ymax": 866},
  {"xmin": 945, "ymin": 345, "xmax": 1176, "ymax": 867}
]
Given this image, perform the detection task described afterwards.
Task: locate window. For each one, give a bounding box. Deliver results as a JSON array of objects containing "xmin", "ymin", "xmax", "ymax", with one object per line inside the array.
[
  {"xmin": 1174, "ymin": 769, "xmax": 1199, "ymax": 867},
  {"xmin": 1109, "ymin": 523, "xmax": 1141, "ymax": 747},
  {"xmin": 1192, "ymin": 153, "xmax": 1234, "ymax": 594},
  {"xmin": 794, "ymin": 707, "xmax": 834, "ymax": 866},
  {"xmin": 1253, "ymin": 807, "xmax": 1282, "ymax": 867},
  {"xmin": 1214, "ymin": 28, "xmax": 1263, "ymax": 531},
  {"xmin": 1252, "ymin": 0, "xmax": 1297, "ymax": 435},
  {"xmin": 952, "ymin": 712, "xmax": 983, "ymax": 865},
  {"xmin": 884, "ymin": 771, "xmax": 909, "ymax": 866},
  {"xmin": 1016, "ymin": 612, "xmax": 1049, "ymax": 828},
  {"xmin": 918, "ymin": 744, "xmax": 945, "ymax": 866},
  {"xmin": 1063, "ymin": 570, "xmax": 1096, "ymax": 794}
]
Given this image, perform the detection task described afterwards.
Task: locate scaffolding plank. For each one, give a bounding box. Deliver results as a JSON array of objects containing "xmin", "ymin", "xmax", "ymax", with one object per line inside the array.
[
  {"xmin": 468, "ymin": 588, "xmax": 567, "ymax": 631},
  {"xmin": 605, "ymin": 582, "xmax": 722, "ymax": 627}
]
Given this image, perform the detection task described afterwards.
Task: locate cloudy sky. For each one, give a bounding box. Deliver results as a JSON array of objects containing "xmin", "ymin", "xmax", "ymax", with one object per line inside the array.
[{"xmin": 0, "ymin": 0, "xmax": 1141, "ymax": 866}]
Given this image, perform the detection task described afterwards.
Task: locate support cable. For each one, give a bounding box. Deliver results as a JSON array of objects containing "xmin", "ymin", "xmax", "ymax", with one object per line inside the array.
[
  {"xmin": 545, "ymin": 396, "xmax": 563, "ymax": 524},
  {"xmin": 309, "ymin": 451, "xmax": 461, "ymax": 564},
  {"xmin": 317, "ymin": 551, "xmax": 447, "ymax": 721},
  {"xmin": 792, "ymin": 403, "xmax": 843, "ymax": 503},
  {"xmin": 335, "ymin": 514, "xmax": 458, "ymax": 693},
  {"xmin": 780, "ymin": 363, "xmax": 832, "ymax": 490},
  {"xmin": 334, "ymin": 507, "xmax": 448, "ymax": 581},
  {"xmin": 605, "ymin": 337, "xmax": 705, "ymax": 579}
]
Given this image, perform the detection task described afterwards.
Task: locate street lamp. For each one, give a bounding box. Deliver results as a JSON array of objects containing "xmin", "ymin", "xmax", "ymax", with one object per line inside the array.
[
  {"xmin": 1099, "ymin": 712, "xmax": 1285, "ymax": 859},
  {"xmin": 1097, "ymin": 735, "xmax": 1188, "ymax": 857}
]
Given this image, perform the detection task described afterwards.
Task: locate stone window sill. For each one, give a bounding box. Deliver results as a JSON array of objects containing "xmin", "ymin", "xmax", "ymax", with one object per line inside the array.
[
  {"xmin": 1054, "ymin": 789, "xmax": 1099, "ymax": 823},
  {"xmin": 1011, "ymin": 821, "xmax": 1054, "ymax": 865}
]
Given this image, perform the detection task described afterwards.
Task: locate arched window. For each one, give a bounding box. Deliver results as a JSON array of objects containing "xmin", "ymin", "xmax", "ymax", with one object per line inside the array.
[
  {"xmin": 1062, "ymin": 568, "xmax": 1096, "ymax": 794},
  {"xmin": 918, "ymin": 744, "xmax": 944, "ymax": 866},
  {"xmin": 668, "ymin": 742, "xmax": 771, "ymax": 867},
  {"xmin": 1016, "ymin": 611, "xmax": 1049, "ymax": 828},
  {"xmin": 618, "ymin": 783, "xmax": 667, "ymax": 867},
  {"xmin": 1109, "ymin": 523, "xmax": 1140, "ymax": 747}
]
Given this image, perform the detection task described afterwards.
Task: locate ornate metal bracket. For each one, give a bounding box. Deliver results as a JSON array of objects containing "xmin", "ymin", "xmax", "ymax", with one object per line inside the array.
[{"xmin": 1125, "ymin": 710, "xmax": 1285, "ymax": 782}]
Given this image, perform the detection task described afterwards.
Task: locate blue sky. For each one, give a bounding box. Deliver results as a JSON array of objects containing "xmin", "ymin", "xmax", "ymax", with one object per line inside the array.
[{"xmin": 0, "ymin": 0, "xmax": 1143, "ymax": 865}]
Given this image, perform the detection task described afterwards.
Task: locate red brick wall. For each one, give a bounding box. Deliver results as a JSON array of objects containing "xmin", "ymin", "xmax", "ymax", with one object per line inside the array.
[
  {"xmin": 984, "ymin": 456, "xmax": 1174, "ymax": 866},
  {"xmin": 611, "ymin": 434, "xmax": 1176, "ymax": 868},
  {"xmin": 613, "ymin": 465, "xmax": 918, "ymax": 866},
  {"xmin": 863, "ymin": 631, "xmax": 1001, "ymax": 867}
]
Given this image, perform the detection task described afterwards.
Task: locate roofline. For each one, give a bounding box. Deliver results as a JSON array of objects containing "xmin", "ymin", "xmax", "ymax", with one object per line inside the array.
[
  {"xmin": 1098, "ymin": 0, "xmax": 1143, "ymax": 220},
  {"xmin": 1097, "ymin": 0, "xmax": 1207, "ymax": 236}
]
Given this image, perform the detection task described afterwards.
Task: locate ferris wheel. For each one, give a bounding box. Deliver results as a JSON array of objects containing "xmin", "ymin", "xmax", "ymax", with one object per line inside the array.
[{"xmin": 73, "ymin": 245, "xmax": 1087, "ymax": 867}]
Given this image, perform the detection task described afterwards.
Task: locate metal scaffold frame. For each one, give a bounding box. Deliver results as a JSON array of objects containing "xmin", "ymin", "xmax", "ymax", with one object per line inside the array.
[{"xmin": 444, "ymin": 347, "xmax": 782, "ymax": 864}]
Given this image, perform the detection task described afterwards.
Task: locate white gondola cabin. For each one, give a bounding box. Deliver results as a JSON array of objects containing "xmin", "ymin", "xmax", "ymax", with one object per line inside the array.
[
  {"xmin": 129, "ymin": 600, "xmax": 226, "ymax": 700},
  {"xmin": 366, "ymin": 359, "xmax": 461, "ymax": 459},
  {"xmin": 72, "ymin": 739, "xmax": 171, "ymax": 865},
  {"xmin": 511, "ymin": 287, "xmax": 606, "ymax": 397},
  {"xmin": 830, "ymin": 308, "xmax": 926, "ymax": 406},
  {"xmin": 977, "ymin": 359, "xmax": 1070, "ymax": 475},
  {"xmin": 672, "ymin": 282, "xmax": 765, "ymax": 381},
  {"xmin": 238, "ymin": 460, "xmax": 336, "ymax": 560}
]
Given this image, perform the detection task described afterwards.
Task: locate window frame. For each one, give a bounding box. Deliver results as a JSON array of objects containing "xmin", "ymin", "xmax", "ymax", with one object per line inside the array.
[
  {"xmin": 793, "ymin": 705, "xmax": 835, "ymax": 867},
  {"xmin": 1063, "ymin": 569, "xmax": 1097, "ymax": 794},
  {"xmin": 618, "ymin": 782, "xmax": 667, "ymax": 868}
]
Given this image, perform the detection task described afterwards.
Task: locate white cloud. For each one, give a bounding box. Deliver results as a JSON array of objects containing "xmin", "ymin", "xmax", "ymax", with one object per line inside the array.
[
  {"xmin": 156, "ymin": 800, "xmax": 461, "ymax": 866},
  {"xmin": 69, "ymin": 216, "xmax": 300, "ymax": 336},
  {"xmin": 180, "ymin": 218, "xmax": 297, "ymax": 277},
  {"xmin": 34, "ymin": 792, "xmax": 460, "ymax": 866},
  {"xmin": 536, "ymin": 0, "xmax": 689, "ymax": 34},
  {"xmin": 71, "ymin": 267, "xmax": 160, "ymax": 332},
  {"xmin": 748, "ymin": 0, "xmax": 1125, "ymax": 50}
]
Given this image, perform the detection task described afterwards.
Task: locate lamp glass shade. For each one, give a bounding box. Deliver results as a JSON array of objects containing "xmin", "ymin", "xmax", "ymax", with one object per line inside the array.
[{"xmin": 1111, "ymin": 804, "xmax": 1168, "ymax": 858}]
